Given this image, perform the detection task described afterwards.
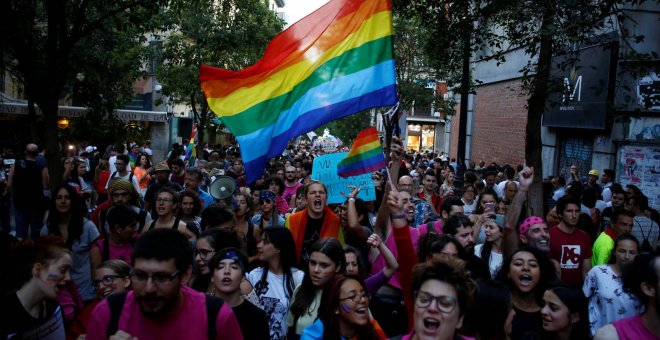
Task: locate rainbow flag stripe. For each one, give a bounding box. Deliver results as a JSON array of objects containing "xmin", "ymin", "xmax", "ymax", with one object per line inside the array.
[
  {"xmin": 200, "ymin": 0, "xmax": 398, "ymax": 183},
  {"xmin": 337, "ymin": 127, "xmax": 386, "ymax": 178}
]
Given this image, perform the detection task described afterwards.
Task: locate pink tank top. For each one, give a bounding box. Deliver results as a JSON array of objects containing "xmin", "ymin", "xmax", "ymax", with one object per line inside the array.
[
  {"xmin": 613, "ymin": 314, "xmax": 657, "ymax": 340},
  {"xmin": 369, "ymin": 224, "xmax": 427, "ymax": 289}
]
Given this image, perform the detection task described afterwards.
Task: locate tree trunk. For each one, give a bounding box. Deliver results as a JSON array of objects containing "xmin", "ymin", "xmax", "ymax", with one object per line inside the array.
[
  {"xmin": 41, "ymin": 100, "xmax": 63, "ymax": 191},
  {"xmin": 525, "ymin": 2, "xmax": 554, "ymax": 216}
]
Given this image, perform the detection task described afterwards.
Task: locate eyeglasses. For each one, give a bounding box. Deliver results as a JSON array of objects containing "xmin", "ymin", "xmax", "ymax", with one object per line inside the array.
[
  {"xmin": 339, "ymin": 292, "xmax": 370, "ymax": 303},
  {"xmin": 156, "ymin": 198, "xmax": 173, "ymax": 203},
  {"xmin": 92, "ymin": 275, "xmax": 124, "ymax": 288},
  {"xmin": 131, "ymin": 270, "xmax": 181, "ymax": 286},
  {"xmin": 261, "ymin": 200, "xmax": 273, "ymax": 205},
  {"xmin": 415, "ymin": 291, "xmax": 458, "ymax": 313},
  {"xmin": 194, "ymin": 248, "xmax": 215, "ymax": 260}
]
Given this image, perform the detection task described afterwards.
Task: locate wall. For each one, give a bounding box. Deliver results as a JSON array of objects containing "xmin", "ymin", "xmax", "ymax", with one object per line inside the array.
[{"xmin": 469, "ymin": 79, "xmax": 528, "ymax": 165}]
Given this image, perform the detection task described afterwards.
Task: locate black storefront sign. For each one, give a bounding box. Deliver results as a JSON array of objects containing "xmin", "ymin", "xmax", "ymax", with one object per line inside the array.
[{"xmin": 543, "ymin": 44, "xmax": 615, "ymax": 130}]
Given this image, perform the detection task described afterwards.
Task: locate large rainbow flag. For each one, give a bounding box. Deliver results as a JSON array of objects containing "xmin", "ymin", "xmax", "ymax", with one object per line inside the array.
[
  {"xmin": 200, "ymin": 0, "xmax": 398, "ymax": 183},
  {"xmin": 337, "ymin": 127, "xmax": 386, "ymax": 178}
]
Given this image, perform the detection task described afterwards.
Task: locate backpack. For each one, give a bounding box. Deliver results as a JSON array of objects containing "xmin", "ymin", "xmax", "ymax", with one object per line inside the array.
[
  {"xmin": 105, "ymin": 292, "xmax": 223, "ymax": 339},
  {"xmin": 110, "ymin": 171, "xmax": 135, "ymax": 184}
]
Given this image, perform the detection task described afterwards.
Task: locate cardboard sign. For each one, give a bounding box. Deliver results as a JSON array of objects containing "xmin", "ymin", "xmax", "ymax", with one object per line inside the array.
[{"xmin": 311, "ymin": 152, "xmax": 376, "ymax": 204}]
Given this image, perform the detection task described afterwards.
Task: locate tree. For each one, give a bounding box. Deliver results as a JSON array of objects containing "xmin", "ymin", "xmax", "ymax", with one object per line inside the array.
[
  {"xmin": 152, "ymin": 0, "xmax": 283, "ymax": 160},
  {"xmin": 0, "ymin": 0, "xmax": 166, "ymax": 188},
  {"xmin": 395, "ymin": 0, "xmax": 653, "ymax": 215}
]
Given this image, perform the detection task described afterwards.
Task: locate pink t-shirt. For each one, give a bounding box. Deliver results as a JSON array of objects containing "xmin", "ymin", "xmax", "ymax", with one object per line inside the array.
[
  {"xmin": 86, "ymin": 286, "xmax": 243, "ymax": 340},
  {"xmin": 91, "ymin": 239, "xmax": 133, "ymax": 264},
  {"xmin": 613, "ymin": 314, "xmax": 657, "ymax": 340},
  {"xmin": 370, "ymin": 224, "xmax": 427, "ymax": 290}
]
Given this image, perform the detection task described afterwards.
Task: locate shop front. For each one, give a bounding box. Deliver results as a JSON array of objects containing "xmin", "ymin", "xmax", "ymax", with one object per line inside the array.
[{"xmin": 405, "ymin": 119, "xmax": 440, "ymax": 152}]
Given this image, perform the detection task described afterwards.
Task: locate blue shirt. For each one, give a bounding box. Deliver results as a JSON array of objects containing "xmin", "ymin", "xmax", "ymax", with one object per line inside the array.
[{"xmin": 197, "ymin": 189, "xmax": 215, "ymax": 209}]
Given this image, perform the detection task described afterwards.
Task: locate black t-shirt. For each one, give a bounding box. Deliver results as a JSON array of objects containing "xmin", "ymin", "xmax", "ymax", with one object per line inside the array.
[
  {"xmin": 232, "ymin": 300, "xmax": 269, "ymax": 340},
  {"xmin": 0, "ymin": 292, "xmax": 65, "ymax": 339},
  {"xmin": 11, "ymin": 159, "xmax": 46, "ymax": 209},
  {"xmin": 301, "ymin": 215, "xmax": 323, "ymax": 265}
]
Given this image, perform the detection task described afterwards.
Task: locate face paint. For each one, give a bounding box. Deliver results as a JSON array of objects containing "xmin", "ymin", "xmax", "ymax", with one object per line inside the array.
[
  {"xmin": 47, "ymin": 273, "xmax": 66, "ymax": 282},
  {"xmin": 341, "ymin": 303, "xmax": 351, "ymax": 313}
]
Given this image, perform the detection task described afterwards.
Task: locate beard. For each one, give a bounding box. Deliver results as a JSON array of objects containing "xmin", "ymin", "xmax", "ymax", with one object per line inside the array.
[{"xmin": 136, "ymin": 291, "xmax": 180, "ymax": 319}]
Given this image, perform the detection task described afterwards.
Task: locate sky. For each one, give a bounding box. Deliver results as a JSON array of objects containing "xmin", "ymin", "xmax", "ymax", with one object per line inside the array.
[{"xmin": 283, "ymin": 0, "xmax": 330, "ymax": 27}]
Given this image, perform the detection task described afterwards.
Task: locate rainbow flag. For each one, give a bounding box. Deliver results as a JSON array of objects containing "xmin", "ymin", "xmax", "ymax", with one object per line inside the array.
[
  {"xmin": 337, "ymin": 127, "xmax": 386, "ymax": 178},
  {"xmin": 184, "ymin": 124, "xmax": 197, "ymax": 167},
  {"xmin": 199, "ymin": 0, "xmax": 398, "ymax": 183}
]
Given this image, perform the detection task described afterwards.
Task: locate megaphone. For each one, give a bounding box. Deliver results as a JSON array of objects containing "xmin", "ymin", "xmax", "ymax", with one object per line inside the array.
[{"xmin": 208, "ymin": 176, "xmax": 236, "ymax": 200}]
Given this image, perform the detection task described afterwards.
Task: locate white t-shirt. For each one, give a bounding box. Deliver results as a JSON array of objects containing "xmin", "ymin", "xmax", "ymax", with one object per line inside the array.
[
  {"xmin": 474, "ymin": 243, "xmax": 503, "ymax": 279},
  {"xmin": 108, "ymin": 155, "xmax": 132, "ymax": 174},
  {"xmin": 41, "ymin": 218, "xmax": 100, "ymax": 301},
  {"xmin": 247, "ymin": 267, "xmax": 304, "ymax": 340}
]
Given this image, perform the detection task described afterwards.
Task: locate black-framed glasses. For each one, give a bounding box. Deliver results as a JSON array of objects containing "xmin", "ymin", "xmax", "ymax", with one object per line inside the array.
[
  {"xmin": 92, "ymin": 275, "xmax": 124, "ymax": 288},
  {"xmin": 194, "ymin": 248, "xmax": 215, "ymax": 260},
  {"xmin": 131, "ymin": 269, "xmax": 181, "ymax": 285},
  {"xmin": 414, "ymin": 291, "xmax": 458, "ymax": 313},
  {"xmin": 339, "ymin": 292, "xmax": 370, "ymax": 303}
]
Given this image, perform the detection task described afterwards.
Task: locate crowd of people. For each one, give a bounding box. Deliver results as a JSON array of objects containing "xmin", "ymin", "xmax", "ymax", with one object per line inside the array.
[{"xmin": 1, "ymin": 137, "xmax": 659, "ymax": 340}]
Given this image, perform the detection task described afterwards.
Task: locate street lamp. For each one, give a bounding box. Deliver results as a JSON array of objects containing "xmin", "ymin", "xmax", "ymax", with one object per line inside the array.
[{"xmin": 57, "ymin": 117, "xmax": 70, "ymax": 129}]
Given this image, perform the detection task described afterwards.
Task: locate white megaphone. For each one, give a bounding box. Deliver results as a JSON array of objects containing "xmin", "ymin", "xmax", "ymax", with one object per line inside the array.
[{"xmin": 208, "ymin": 176, "xmax": 236, "ymax": 200}]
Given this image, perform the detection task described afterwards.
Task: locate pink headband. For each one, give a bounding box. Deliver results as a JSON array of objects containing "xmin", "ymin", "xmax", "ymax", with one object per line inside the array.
[{"xmin": 518, "ymin": 216, "xmax": 546, "ymax": 235}]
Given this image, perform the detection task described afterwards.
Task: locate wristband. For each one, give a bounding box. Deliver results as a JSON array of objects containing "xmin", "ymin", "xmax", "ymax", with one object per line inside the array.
[
  {"xmin": 348, "ymin": 197, "xmax": 356, "ymax": 202},
  {"xmin": 390, "ymin": 213, "xmax": 406, "ymax": 220}
]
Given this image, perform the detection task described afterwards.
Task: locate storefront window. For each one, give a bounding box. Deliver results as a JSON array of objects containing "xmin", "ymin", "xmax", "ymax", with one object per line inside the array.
[{"xmin": 406, "ymin": 123, "xmax": 435, "ymax": 152}]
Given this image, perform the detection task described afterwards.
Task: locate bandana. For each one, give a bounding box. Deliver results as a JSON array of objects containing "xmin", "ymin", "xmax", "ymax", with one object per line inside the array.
[
  {"xmin": 518, "ymin": 216, "xmax": 546, "ymax": 235},
  {"xmin": 219, "ymin": 249, "xmax": 245, "ymax": 272},
  {"xmin": 260, "ymin": 190, "xmax": 276, "ymax": 202},
  {"xmin": 108, "ymin": 179, "xmax": 133, "ymax": 194}
]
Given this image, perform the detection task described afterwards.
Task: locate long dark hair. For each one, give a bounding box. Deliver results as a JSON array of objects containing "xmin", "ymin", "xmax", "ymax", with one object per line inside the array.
[
  {"xmin": 46, "ymin": 184, "xmax": 86, "ymax": 247},
  {"xmin": 496, "ymin": 247, "xmax": 557, "ymax": 305},
  {"xmin": 540, "ymin": 282, "xmax": 589, "ymax": 340},
  {"xmin": 319, "ymin": 275, "xmax": 380, "ymax": 340},
  {"xmin": 255, "ymin": 228, "xmax": 298, "ymax": 300},
  {"xmin": 462, "ymin": 279, "xmax": 512, "ymax": 340},
  {"xmin": 479, "ymin": 220, "xmax": 503, "ymax": 275},
  {"xmin": 191, "ymin": 228, "xmax": 242, "ymax": 292},
  {"xmin": 290, "ymin": 238, "xmax": 345, "ymax": 324},
  {"xmin": 608, "ymin": 233, "xmax": 639, "ymax": 265}
]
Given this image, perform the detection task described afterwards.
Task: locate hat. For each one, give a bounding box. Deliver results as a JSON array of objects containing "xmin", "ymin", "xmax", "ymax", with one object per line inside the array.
[
  {"xmin": 419, "ymin": 162, "xmax": 428, "ymax": 168},
  {"xmin": 588, "ymin": 169, "xmax": 599, "ymax": 176},
  {"xmin": 85, "ymin": 146, "xmax": 97, "ymax": 153},
  {"xmin": 518, "ymin": 216, "xmax": 546, "ymax": 235},
  {"xmin": 154, "ymin": 162, "xmax": 171, "ymax": 172},
  {"xmin": 108, "ymin": 179, "xmax": 134, "ymax": 194}
]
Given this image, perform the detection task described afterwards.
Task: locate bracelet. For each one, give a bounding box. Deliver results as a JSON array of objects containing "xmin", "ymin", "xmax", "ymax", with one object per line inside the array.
[
  {"xmin": 390, "ymin": 213, "xmax": 406, "ymax": 220},
  {"xmin": 348, "ymin": 197, "xmax": 356, "ymax": 202}
]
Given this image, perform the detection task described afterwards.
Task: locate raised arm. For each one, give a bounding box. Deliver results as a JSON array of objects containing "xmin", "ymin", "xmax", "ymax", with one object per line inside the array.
[{"xmin": 503, "ymin": 165, "xmax": 533, "ymax": 261}]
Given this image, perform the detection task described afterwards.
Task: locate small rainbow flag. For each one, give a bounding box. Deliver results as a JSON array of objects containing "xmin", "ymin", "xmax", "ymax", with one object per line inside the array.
[
  {"xmin": 337, "ymin": 127, "xmax": 386, "ymax": 178},
  {"xmin": 200, "ymin": 0, "xmax": 398, "ymax": 183},
  {"xmin": 184, "ymin": 124, "xmax": 197, "ymax": 167}
]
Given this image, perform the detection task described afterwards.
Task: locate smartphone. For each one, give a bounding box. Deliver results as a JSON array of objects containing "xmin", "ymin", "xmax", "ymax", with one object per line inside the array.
[{"xmin": 485, "ymin": 202, "xmax": 494, "ymax": 214}]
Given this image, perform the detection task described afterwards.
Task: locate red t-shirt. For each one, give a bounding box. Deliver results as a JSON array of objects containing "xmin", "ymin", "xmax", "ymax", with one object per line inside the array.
[{"xmin": 549, "ymin": 226, "xmax": 592, "ymax": 285}]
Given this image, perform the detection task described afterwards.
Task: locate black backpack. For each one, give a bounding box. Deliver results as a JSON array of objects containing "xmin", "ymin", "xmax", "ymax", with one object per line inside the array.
[
  {"xmin": 105, "ymin": 292, "xmax": 223, "ymax": 339},
  {"xmin": 635, "ymin": 220, "xmax": 654, "ymax": 253}
]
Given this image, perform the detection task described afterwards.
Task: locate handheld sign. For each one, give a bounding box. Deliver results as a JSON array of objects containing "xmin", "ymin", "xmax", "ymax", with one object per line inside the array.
[{"xmin": 311, "ymin": 153, "xmax": 376, "ymax": 204}]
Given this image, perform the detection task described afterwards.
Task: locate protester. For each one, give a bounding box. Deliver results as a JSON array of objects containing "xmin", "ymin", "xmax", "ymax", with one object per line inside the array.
[
  {"xmin": 549, "ymin": 196, "xmax": 593, "ymax": 285},
  {"xmin": 591, "ymin": 210, "xmax": 634, "ymax": 266},
  {"xmin": 233, "ymin": 192, "xmax": 261, "ymax": 265},
  {"xmin": 583, "ymin": 234, "xmax": 642, "ymax": 336},
  {"xmin": 41, "ymin": 184, "xmax": 100, "ymax": 302},
  {"xmin": 143, "ymin": 162, "xmax": 183, "ymax": 215},
  {"xmin": 534, "ymin": 283, "xmax": 589, "ymax": 340},
  {"xmin": 462, "ymin": 279, "xmax": 515, "ymax": 340},
  {"xmin": 473, "ymin": 217, "xmax": 504, "ymax": 278},
  {"xmin": 67, "ymin": 260, "xmax": 132, "ymax": 339},
  {"xmin": 496, "ymin": 247, "xmax": 558, "ymax": 340},
  {"xmin": 289, "ymin": 238, "xmax": 345, "ymax": 338},
  {"xmin": 178, "ymin": 190, "xmax": 203, "ymax": 234},
  {"xmin": 190, "ymin": 228, "xmax": 243, "ymax": 294},
  {"xmin": 209, "ymin": 247, "xmax": 270, "ymax": 340},
  {"xmin": 252, "ymin": 190, "xmax": 286, "ymax": 228},
  {"xmin": 94, "ymin": 159, "xmax": 110, "ymax": 205},
  {"xmin": 8, "ymin": 143, "xmax": 49, "ymax": 240},
  {"xmin": 247, "ymin": 227, "xmax": 304, "ymax": 340},
  {"xmin": 133, "ymin": 153, "xmax": 152, "ymax": 198},
  {"xmin": 594, "ymin": 252, "xmax": 660, "ymax": 339},
  {"xmin": 85, "ymin": 228, "xmax": 242, "ymax": 339},
  {"xmin": 469, "ymin": 189, "xmax": 500, "ymax": 245},
  {"xmin": 286, "ymin": 180, "xmax": 343, "ymax": 265},
  {"xmin": 300, "ymin": 275, "xmax": 387, "ymax": 339},
  {"xmin": 90, "ymin": 204, "xmax": 138, "ymax": 270},
  {"xmin": 1, "ymin": 236, "xmax": 72, "ymax": 338},
  {"xmin": 143, "ymin": 187, "xmax": 195, "ymax": 239}
]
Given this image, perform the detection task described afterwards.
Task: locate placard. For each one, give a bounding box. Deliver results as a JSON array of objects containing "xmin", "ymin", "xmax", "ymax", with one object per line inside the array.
[{"xmin": 311, "ymin": 152, "xmax": 376, "ymax": 204}]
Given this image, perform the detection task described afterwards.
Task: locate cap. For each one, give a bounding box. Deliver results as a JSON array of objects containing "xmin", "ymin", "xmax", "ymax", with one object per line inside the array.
[
  {"xmin": 85, "ymin": 146, "xmax": 97, "ymax": 153},
  {"xmin": 588, "ymin": 169, "xmax": 599, "ymax": 176},
  {"xmin": 154, "ymin": 162, "xmax": 171, "ymax": 172}
]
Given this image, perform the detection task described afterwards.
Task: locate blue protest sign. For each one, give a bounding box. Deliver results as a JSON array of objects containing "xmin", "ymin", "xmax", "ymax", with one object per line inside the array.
[{"xmin": 311, "ymin": 152, "xmax": 376, "ymax": 204}]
